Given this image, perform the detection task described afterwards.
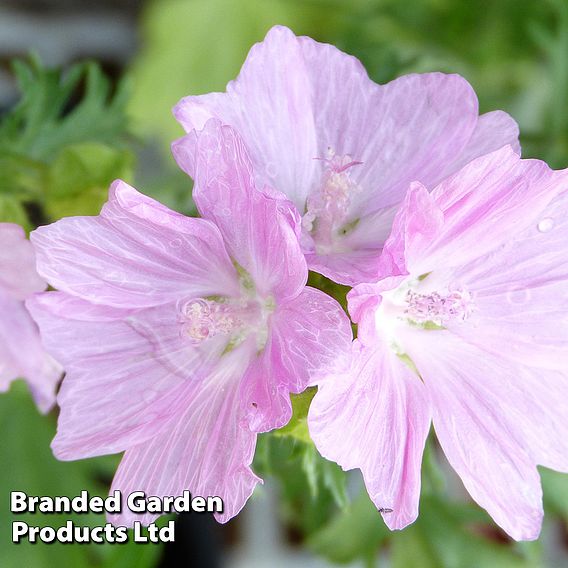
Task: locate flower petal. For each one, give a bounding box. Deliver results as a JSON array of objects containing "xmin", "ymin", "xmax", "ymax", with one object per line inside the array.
[
  {"xmin": 239, "ymin": 351, "xmax": 292, "ymax": 434},
  {"xmin": 270, "ymin": 286, "xmax": 353, "ymax": 389},
  {"xmin": 377, "ymin": 181, "xmax": 443, "ymax": 280},
  {"xmin": 437, "ymin": 110, "xmax": 521, "ymax": 179},
  {"xmin": 0, "ymin": 290, "xmax": 60, "ymax": 412},
  {"xmin": 391, "ymin": 147, "xmax": 568, "ymax": 276},
  {"xmin": 174, "ymin": 25, "xmax": 318, "ymax": 209},
  {"xmin": 240, "ymin": 286, "xmax": 352, "ymax": 433},
  {"xmin": 0, "ymin": 223, "xmax": 46, "ymax": 300},
  {"xmin": 293, "ymin": 58, "xmax": 479, "ymax": 214},
  {"xmin": 406, "ymin": 330, "xmax": 544, "ymax": 540},
  {"xmin": 28, "ymin": 292, "xmax": 228, "ymax": 458},
  {"xmin": 309, "ymin": 340, "xmax": 431, "ymax": 530},
  {"xmin": 173, "ymin": 120, "xmax": 307, "ymax": 301},
  {"xmin": 31, "ymin": 180, "xmax": 239, "ymax": 308},
  {"xmin": 108, "ymin": 345, "xmax": 260, "ymax": 526},
  {"xmin": 409, "ymin": 331, "xmax": 568, "ymax": 474},
  {"xmin": 448, "ymin": 189, "xmax": 568, "ymax": 370},
  {"xmin": 174, "ymin": 27, "xmax": 483, "ymax": 217}
]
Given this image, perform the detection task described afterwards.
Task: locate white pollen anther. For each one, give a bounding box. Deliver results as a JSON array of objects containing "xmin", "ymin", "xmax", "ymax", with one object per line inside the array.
[
  {"xmin": 181, "ymin": 298, "xmax": 241, "ymax": 343},
  {"xmin": 179, "ymin": 292, "xmax": 276, "ymax": 352},
  {"xmin": 404, "ymin": 288, "xmax": 474, "ymax": 326}
]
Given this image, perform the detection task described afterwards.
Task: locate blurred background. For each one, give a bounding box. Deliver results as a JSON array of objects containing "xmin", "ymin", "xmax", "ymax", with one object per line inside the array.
[{"xmin": 1, "ymin": 0, "xmax": 568, "ymax": 566}]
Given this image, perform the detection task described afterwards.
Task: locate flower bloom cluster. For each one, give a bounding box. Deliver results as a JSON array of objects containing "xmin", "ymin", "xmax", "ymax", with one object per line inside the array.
[
  {"xmin": 14, "ymin": 25, "xmax": 568, "ymax": 540},
  {"xmin": 28, "ymin": 122, "xmax": 352, "ymax": 525},
  {"xmin": 309, "ymin": 148, "xmax": 568, "ymax": 540}
]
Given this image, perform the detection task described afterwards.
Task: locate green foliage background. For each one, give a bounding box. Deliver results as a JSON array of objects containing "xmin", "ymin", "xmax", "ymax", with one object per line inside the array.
[{"xmin": 1, "ymin": 0, "xmax": 567, "ymax": 566}]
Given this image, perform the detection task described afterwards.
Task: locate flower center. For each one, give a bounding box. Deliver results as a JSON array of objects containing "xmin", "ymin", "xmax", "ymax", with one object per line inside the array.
[
  {"xmin": 179, "ymin": 260, "xmax": 276, "ymax": 354},
  {"xmin": 374, "ymin": 274, "xmax": 475, "ymax": 380},
  {"xmin": 179, "ymin": 295, "xmax": 275, "ymax": 352},
  {"xmin": 404, "ymin": 288, "xmax": 475, "ymax": 327},
  {"xmin": 181, "ymin": 298, "xmax": 247, "ymax": 343},
  {"xmin": 301, "ymin": 148, "xmax": 362, "ymax": 254},
  {"xmin": 378, "ymin": 274, "xmax": 475, "ymax": 333}
]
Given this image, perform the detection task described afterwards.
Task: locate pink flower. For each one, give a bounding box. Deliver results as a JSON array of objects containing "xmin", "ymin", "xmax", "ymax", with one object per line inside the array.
[
  {"xmin": 173, "ymin": 25, "xmax": 520, "ymax": 286},
  {"xmin": 27, "ymin": 120, "xmax": 352, "ymax": 525},
  {"xmin": 0, "ymin": 223, "xmax": 61, "ymax": 412},
  {"xmin": 308, "ymin": 146, "xmax": 568, "ymax": 540}
]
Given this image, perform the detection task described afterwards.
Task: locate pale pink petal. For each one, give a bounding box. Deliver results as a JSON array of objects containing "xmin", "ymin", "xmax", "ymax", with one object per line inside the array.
[
  {"xmin": 414, "ymin": 332, "xmax": 568, "ymax": 474},
  {"xmin": 269, "ymin": 286, "xmax": 352, "ymax": 389},
  {"xmin": 392, "ymin": 148, "xmax": 568, "ymax": 276},
  {"xmin": 174, "ymin": 26, "xmax": 318, "ymax": 209},
  {"xmin": 0, "ymin": 290, "xmax": 60, "ymax": 412},
  {"xmin": 0, "ymin": 223, "xmax": 46, "ymax": 299},
  {"xmin": 294, "ymin": 49, "xmax": 479, "ymax": 213},
  {"xmin": 437, "ymin": 110, "xmax": 521, "ymax": 179},
  {"xmin": 239, "ymin": 351, "xmax": 292, "ymax": 433},
  {"xmin": 304, "ymin": 203, "xmax": 398, "ymax": 285},
  {"xmin": 405, "ymin": 329, "xmax": 544, "ymax": 540},
  {"xmin": 510, "ymin": 365, "xmax": 568, "ymax": 473},
  {"xmin": 31, "ymin": 180, "xmax": 240, "ymax": 309},
  {"xmin": 173, "ymin": 120, "xmax": 307, "ymax": 301},
  {"xmin": 376, "ymin": 181, "xmax": 443, "ymax": 280},
  {"xmin": 448, "ymin": 189, "xmax": 568, "ymax": 370},
  {"xmin": 347, "ymin": 276, "xmax": 408, "ymax": 344},
  {"xmin": 108, "ymin": 345, "xmax": 260, "ymax": 526},
  {"xmin": 305, "ymin": 249, "xmax": 383, "ymax": 287},
  {"xmin": 309, "ymin": 341, "xmax": 431, "ymax": 530},
  {"xmin": 173, "ymin": 27, "xmax": 523, "ymax": 288},
  {"xmin": 28, "ymin": 293, "xmax": 229, "ymax": 458}
]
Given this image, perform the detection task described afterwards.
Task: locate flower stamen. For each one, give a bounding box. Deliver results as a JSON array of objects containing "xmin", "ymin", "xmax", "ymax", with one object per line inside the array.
[
  {"xmin": 181, "ymin": 298, "xmax": 242, "ymax": 343},
  {"xmin": 404, "ymin": 288, "xmax": 475, "ymax": 327},
  {"xmin": 302, "ymin": 147, "xmax": 362, "ymax": 253}
]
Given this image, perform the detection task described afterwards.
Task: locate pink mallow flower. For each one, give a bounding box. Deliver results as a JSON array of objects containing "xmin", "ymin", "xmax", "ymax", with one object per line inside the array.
[
  {"xmin": 308, "ymin": 146, "xmax": 568, "ymax": 540},
  {"xmin": 0, "ymin": 223, "xmax": 61, "ymax": 412},
  {"xmin": 27, "ymin": 120, "xmax": 352, "ymax": 525},
  {"xmin": 173, "ymin": 25, "xmax": 520, "ymax": 286}
]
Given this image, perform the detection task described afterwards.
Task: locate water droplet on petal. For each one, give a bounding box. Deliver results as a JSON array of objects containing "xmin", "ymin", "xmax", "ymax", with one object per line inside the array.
[{"xmin": 537, "ymin": 218, "xmax": 554, "ymax": 233}]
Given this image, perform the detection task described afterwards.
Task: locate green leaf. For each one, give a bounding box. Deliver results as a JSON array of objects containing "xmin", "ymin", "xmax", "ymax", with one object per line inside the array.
[
  {"xmin": 307, "ymin": 271, "xmax": 351, "ymax": 314},
  {"xmin": 269, "ymin": 388, "xmax": 348, "ymax": 509},
  {"xmin": 0, "ymin": 154, "xmax": 45, "ymax": 199},
  {"xmin": 45, "ymin": 142, "xmax": 134, "ymax": 219},
  {"xmin": 308, "ymin": 490, "xmax": 389, "ymax": 565},
  {"xmin": 541, "ymin": 466, "xmax": 568, "ymax": 519},
  {"xmin": 0, "ymin": 195, "xmax": 31, "ymax": 230},
  {"xmin": 273, "ymin": 387, "xmax": 317, "ymax": 443},
  {"xmin": 320, "ymin": 454, "xmax": 349, "ymax": 509},
  {"xmin": 0, "ymin": 57, "xmax": 132, "ymax": 224},
  {"xmin": 0, "ymin": 58, "xmax": 130, "ymax": 162},
  {"xmin": 421, "ymin": 437, "xmax": 447, "ymax": 495},
  {"xmin": 297, "ymin": 443, "xmax": 348, "ymax": 508},
  {"xmin": 253, "ymin": 434, "xmax": 347, "ymax": 535}
]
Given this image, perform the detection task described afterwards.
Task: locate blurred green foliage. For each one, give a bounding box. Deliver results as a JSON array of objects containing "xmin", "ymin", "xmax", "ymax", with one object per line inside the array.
[
  {"xmin": 0, "ymin": 384, "xmax": 162, "ymax": 568},
  {"xmin": 0, "ymin": 58, "xmax": 133, "ymax": 229},
  {"xmin": 2, "ymin": 0, "xmax": 568, "ymax": 566}
]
